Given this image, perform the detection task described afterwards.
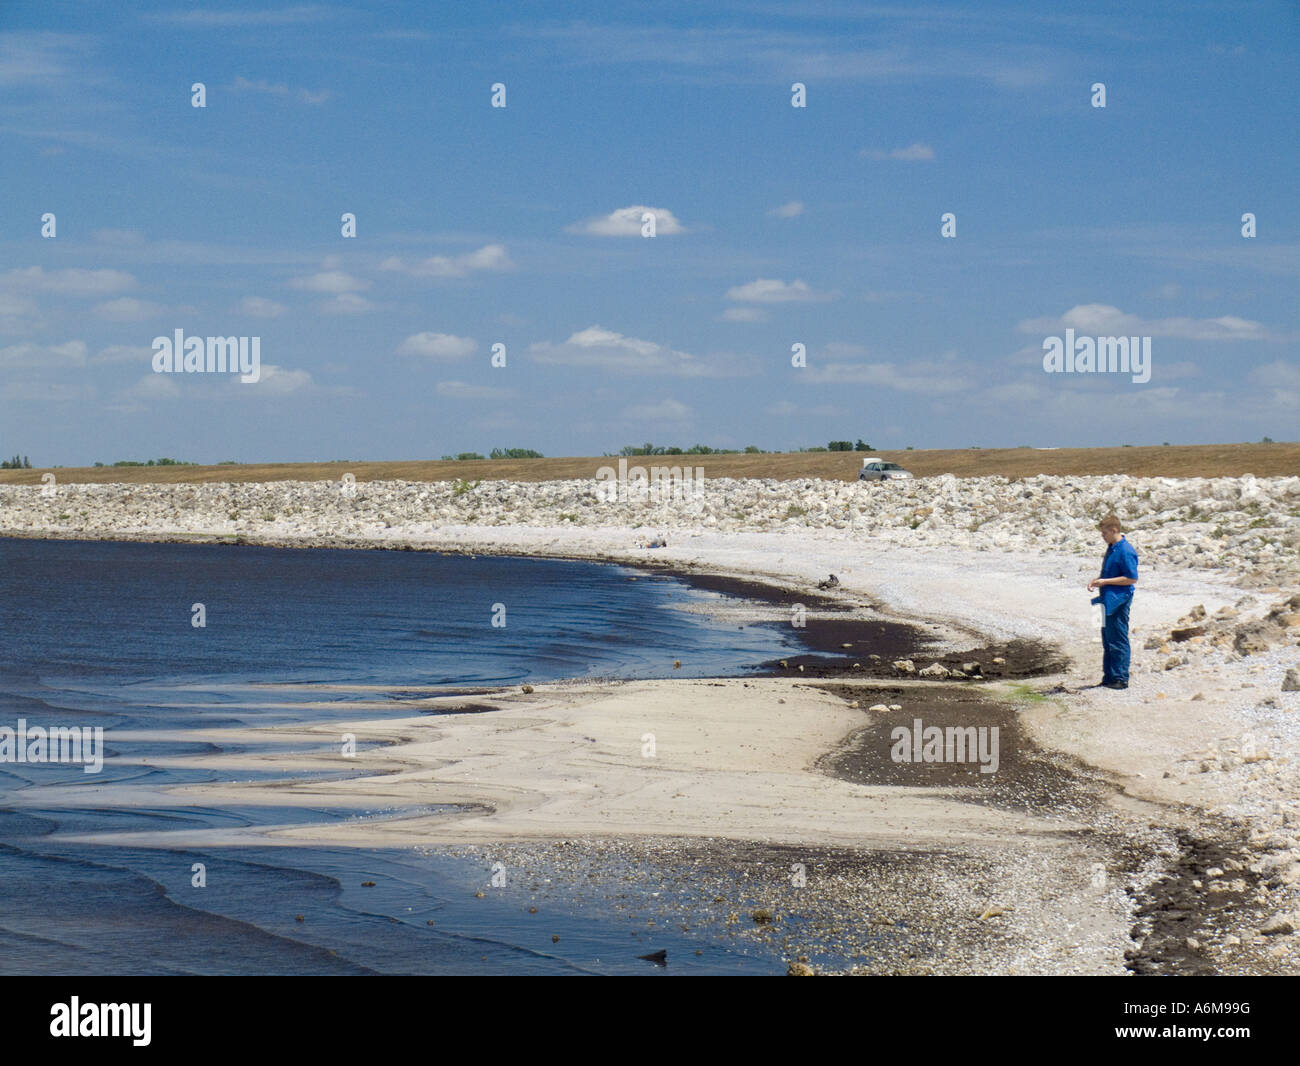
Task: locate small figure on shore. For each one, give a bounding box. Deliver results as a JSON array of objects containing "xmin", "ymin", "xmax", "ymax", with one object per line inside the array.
[
  {"xmin": 817, "ymin": 573, "xmax": 839, "ymax": 589},
  {"xmin": 1088, "ymin": 513, "xmax": 1138, "ymax": 689},
  {"xmin": 640, "ymin": 532, "xmax": 668, "ymax": 548}
]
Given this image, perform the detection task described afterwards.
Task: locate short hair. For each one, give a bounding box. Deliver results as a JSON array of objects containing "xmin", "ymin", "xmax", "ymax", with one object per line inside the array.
[{"xmin": 1097, "ymin": 514, "xmax": 1122, "ymax": 532}]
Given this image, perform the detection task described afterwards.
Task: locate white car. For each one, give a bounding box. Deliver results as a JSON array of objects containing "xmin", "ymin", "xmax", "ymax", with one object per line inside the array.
[{"xmin": 858, "ymin": 457, "xmax": 914, "ymax": 482}]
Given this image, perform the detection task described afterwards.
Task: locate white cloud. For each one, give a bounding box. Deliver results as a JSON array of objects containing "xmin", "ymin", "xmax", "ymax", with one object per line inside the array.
[
  {"xmin": 566, "ymin": 205, "xmax": 685, "ymax": 237},
  {"xmin": 721, "ymin": 306, "xmax": 767, "ymax": 322},
  {"xmin": 725, "ymin": 278, "xmax": 835, "ymax": 303},
  {"xmin": 397, "ymin": 332, "xmax": 477, "ymax": 360},
  {"xmin": 320, "ymin": 293, "xmax": 377, "ymax": 314},
  {"xmin": 93, "ymin": 297, "xmax": 168, "ymax": 321},
  {"xmin": 621, "ymin": 397, "xmax": 692, "ymax": 420},
  {"xmin": 380, "ymin": 243, "xmax": 514, "ymax": 278},
  {"xmin": 236, "ymin": 296, "xmax": 287, "ymax": 318},
  {"xmin": 767, "ymin": 200, "xmax": 804, "ymax": 218},
  {"xmin": 530, "ymin": 326, "xmax": 740, "ymax": 377},
  {"xmin": 1018, "ymin": 304, "xmax": 1275, "ymax": 341},
  {"xmin": 436, "ymin": 380, "xmax": 514, "ymax": 400},
  {"xmin": 0, "ymin": 339, "xmax": 87, "ymax": 368},
  {"xmin": 232, "ymin": 76, "xmax": 331, "ymax": 105},
  {"xmin": 0, "ymin": 266, "xmax": 135, "ymax": 296},
  {"xmin": 860, "ymin": 142, "xmax": 935, "ymax": 161},
  {"xmin": 252, "ymin": 365, "xmax": 312, "ymax": 395},
  {"xmin": 289, "ymin": 268, "xmax": 369, "ymax": 294}
]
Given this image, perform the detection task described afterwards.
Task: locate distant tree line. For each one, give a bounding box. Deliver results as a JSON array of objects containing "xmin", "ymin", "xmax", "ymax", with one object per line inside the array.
[
  {"xmin": 439, "ymin": 448, "xmax": 546, "ymax": 461},
  {"xmin": 613, "ymin": 443, "xmax": 751, "ymax": 456},
  {"xmin": 1, "ymin": 455, "xmax": 33, "ymax": 469},
  {"xmin": 91, "ymin": 458, "xmax": 197, "ymax": 467}
]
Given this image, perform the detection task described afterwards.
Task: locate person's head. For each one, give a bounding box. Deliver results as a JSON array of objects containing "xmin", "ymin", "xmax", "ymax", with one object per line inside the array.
[{"xmin": 1097, "ymin": 514, "xmax": 1123, "ymax": 545}]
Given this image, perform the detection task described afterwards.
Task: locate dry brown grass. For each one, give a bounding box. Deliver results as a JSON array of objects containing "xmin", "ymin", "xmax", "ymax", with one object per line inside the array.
[{"xmin": 1, "ymin": 442, "xmax": 1295, "ymax": 486}]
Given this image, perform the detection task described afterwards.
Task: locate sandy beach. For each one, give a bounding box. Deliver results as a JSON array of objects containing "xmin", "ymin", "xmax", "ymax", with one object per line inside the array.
[{"xmin": 4, "ymin": 473, "xmax": 1299, "ymax": 974}]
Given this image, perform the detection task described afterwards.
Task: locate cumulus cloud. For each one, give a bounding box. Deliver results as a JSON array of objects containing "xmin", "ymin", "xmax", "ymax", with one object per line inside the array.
[
  {"xmin": 725, "ymin": 278, "xmax": 835, "ymax": 303},
  {"xmin": 436, "ymin": 380, "xmax": 514, "ymax": 400},
  {"xmin": 767, "ymin": 200, "xmax": 804, "ymax": 218},
  {"xmin": 397, "ymin": 332, "xmax": 477, "ymax": 360},
  {"xmin": 252, "ymin": 364, "xmax": 313, "ymax": 395},
  {"xmin": 320, "ymin": 292, "xmax": 377, "ymax": 314},
  {"xmin": 380, "ymin": 244, "xmax": 514, "ymax": 279},
  {"xmin": 530, "ymin": 326, "xmax": 740, "ymax": 377},
  {"xmin": 860, "ymin": 142, "xmax": 935, "ymax": 161},
  {"xmin": 566, "ymin": 205, "xmax": 686, "ymax": 237},
  {"xmin": 236, "ymin": 296, "xmax": 287, "ymax": 318},
  {"xmin": 1018, "ymin": 304, "xmax": 1275, "ymax": 341}
]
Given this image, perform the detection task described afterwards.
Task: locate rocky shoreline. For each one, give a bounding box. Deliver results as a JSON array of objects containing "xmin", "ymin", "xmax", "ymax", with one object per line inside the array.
[{"xmin": 4, "ymin": 471, "xmax": 1298, "ymax": 582}]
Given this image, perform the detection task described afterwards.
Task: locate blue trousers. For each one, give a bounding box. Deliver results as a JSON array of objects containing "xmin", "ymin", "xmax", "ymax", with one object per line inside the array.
[{"xmin": 1102, "ymin": 599, "xmax": 1131, "ymax": 683}]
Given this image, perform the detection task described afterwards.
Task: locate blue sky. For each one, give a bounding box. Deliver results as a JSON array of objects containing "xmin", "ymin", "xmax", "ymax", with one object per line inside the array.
[{"xmin": 2, "ymin": 1, "xmax": 1297, "ymax": 465}]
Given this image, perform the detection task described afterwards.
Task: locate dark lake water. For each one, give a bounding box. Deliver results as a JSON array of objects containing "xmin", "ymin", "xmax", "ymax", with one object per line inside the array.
[{"xmin": 0, "ymin": 537, "xmax": 806, "ymax": 974}]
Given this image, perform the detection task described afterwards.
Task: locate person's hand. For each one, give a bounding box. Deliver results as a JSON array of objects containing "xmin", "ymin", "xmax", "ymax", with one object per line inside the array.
[{"xmin": 1087, "ymin": 578, "xmax": 1102, "ymax": 590}]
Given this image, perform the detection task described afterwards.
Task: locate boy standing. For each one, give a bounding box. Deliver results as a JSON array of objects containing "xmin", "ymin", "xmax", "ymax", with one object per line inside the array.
[{"xmin": 1088, "ymin": 514, "xmax": 1138, "ymax": 689}]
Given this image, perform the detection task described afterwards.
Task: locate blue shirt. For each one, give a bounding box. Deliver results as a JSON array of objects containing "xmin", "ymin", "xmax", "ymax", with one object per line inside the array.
[{"xmin": 1097, "ymin": 535, "xmax": 1138, "ymax": 614}]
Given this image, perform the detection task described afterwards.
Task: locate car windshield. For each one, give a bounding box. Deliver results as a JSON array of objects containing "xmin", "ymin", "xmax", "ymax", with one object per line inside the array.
[{"xmin": 881, "ymin": 463, "xmax": 905, "ymax": 470}]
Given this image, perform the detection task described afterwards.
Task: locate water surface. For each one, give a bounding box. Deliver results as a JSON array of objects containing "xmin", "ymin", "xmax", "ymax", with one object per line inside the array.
[{"xmin": 0, "ymin": 537, "xmax": 803, "ymax": 974}]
